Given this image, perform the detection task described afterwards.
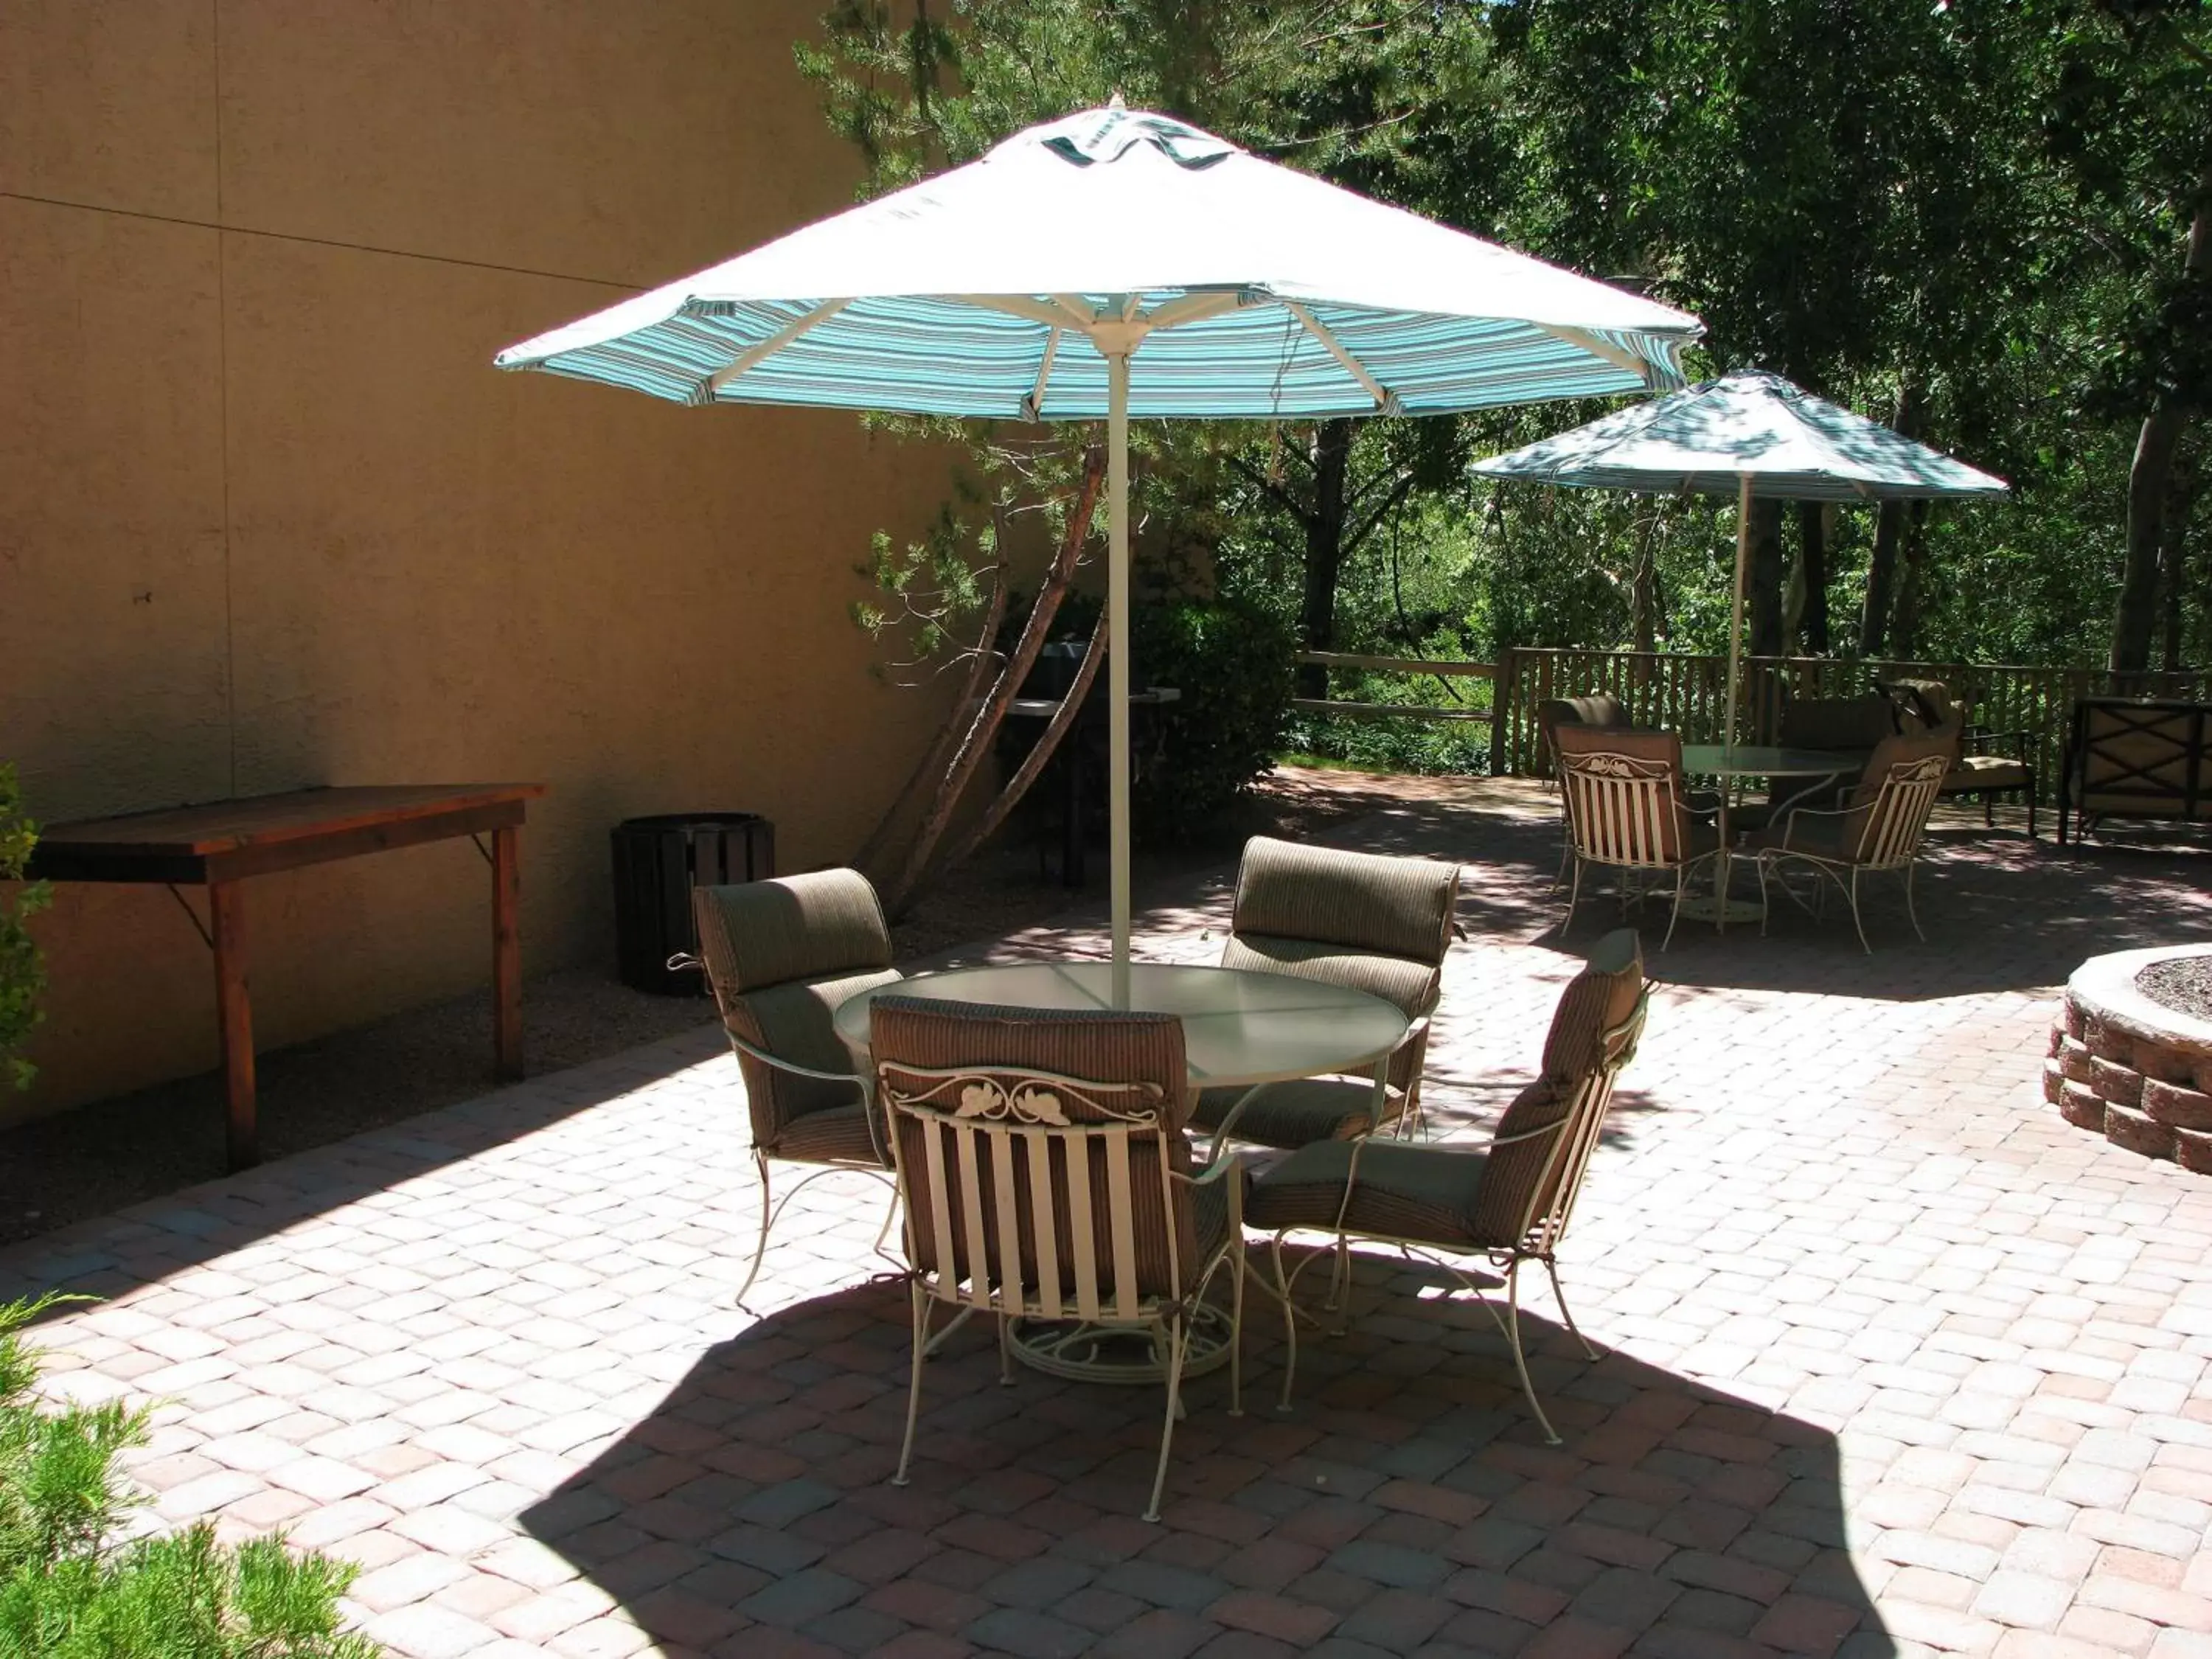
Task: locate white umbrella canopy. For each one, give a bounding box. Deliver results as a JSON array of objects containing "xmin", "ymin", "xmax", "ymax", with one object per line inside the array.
[
  {"xmin": 1471, "ymin": 368, "xmax": 2008, "ymax": 742},
  {"xmin": 498, "ymin": 102, "xmax": 1705, "ymax": 998}
]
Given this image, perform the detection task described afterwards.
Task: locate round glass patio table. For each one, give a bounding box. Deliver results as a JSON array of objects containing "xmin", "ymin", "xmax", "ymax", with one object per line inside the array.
[
  {"xmin": 834, "ymin": 960, "xmax": 1409, "ymax": 1382},
  {"xmin": 1678, "ymin": 744, "xmax": 1869, "ymax": 925}
]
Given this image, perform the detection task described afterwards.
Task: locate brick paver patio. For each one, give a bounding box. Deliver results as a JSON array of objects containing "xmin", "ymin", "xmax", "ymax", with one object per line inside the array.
[{"xmin": 7, "ymin": 778, "xmax": 2212, "ymax": 1658}]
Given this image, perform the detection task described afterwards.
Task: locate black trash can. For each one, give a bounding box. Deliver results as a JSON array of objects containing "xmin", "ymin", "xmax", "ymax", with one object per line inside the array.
[{"xmin": 610, "ymin": 813, "xmax": 776, "ymax": 995}]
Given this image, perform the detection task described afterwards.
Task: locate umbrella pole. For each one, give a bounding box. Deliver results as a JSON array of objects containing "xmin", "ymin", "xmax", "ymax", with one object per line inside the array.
[
  {"xmin": 1107, "ymin": 349, "xmax": 1132, "ymax": 1007},
  {"xmin": 1724, "ymin": 473, "xmax": 1750, "ymax": 748}
]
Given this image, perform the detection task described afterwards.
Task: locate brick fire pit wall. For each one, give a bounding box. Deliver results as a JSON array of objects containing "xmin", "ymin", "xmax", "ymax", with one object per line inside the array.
[{"xmin": 2046, "ymin": 942, "xmax": 2212, "ymax": 1173}]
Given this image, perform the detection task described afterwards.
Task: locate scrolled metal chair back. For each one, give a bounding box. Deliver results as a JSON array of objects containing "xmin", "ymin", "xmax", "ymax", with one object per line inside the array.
[
  {"xmin": 1854, "ymin": 752, "xmax": 1950, "ymax": 869},
  {"xmin": 1559, "ymin": 749, "xmax": 1685, "ymax": 869}
]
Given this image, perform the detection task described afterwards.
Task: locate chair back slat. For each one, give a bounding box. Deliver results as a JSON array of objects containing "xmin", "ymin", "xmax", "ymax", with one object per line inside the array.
[
  {"xmin": 1102, "ymin": 1127, "xmax": 1142, "ymax": 1322},
  {"xmin": 1023, "ymin": 1128, "xmax": 1065, "ymax": 1319},
  {"xmin": 952, "ymin": 1123, "xmax": 994, "ymax": 1312},
  {"xmin": 1562, "ymin": 754, "xmax": 1676, "ymax": 869},
  {"xmin": 1063, "ymin": 1137, "xmax": 1102, "ymax": 1319},
  {"xmin": 1858, "ymin": 755, "xmax": 1948, "ymax": 867},
  {"xmin": 919, "ymin": 1119, "xmax": 961, "ymax": 1304}
]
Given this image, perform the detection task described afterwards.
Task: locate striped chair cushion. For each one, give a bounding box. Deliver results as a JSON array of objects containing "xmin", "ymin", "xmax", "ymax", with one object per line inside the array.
[
  {"xmin": 871, "ymin": 998, "xmax": 1212, "ymax": 1301},
  {"xmin": 1229, "ymin": 837, "xmax": 1458, "ymax": 972},
  {"xmin": 772, "ymin": 1102, "xmax": 885, "ymax": 1164},
  {"xmin": 693, "ymin": 869, "xmax": 893, "ymax": 994},
  {"xmin": 720, "ymin": 965, "xmax": 901, "ymax": 1142},
  {"xmin": 1539, "ymin": 930, "xmax": 1645, "ymax": 1079}
]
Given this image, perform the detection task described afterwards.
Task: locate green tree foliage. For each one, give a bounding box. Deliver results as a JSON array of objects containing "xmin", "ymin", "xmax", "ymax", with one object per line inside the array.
[
  {"xmin": 0, "ymin": 766, "xmax": 49, "ymax": 1090},
  {"xmin": 0, "ymin": 1295, "xmax": 381, "ymax": 1658}
]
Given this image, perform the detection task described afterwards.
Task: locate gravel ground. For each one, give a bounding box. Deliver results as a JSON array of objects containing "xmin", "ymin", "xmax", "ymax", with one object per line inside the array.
[
  {"xmin": 0, "ymin": 765, "xmax": 1412, "ymax": 1248},
  {"xmin": 2137, "ymin": 953, "xmax": 2212, "ymax": 1023}
]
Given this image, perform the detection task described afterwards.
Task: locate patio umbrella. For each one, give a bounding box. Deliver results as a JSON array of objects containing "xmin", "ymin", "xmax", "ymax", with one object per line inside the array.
[
  {"xmin": 1470, "ymin": 367, "xmax": 2007, "ymax": 746},
  {"xmin": 495, "ymin": 102, "xmax": 1703, "ymax": 1001}
]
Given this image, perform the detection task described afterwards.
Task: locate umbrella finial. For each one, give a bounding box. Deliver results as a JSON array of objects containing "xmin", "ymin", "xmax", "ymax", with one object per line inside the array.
[{"xmin": 1109, "ymin": 91, "xmax": 1127, "ymax": 109}]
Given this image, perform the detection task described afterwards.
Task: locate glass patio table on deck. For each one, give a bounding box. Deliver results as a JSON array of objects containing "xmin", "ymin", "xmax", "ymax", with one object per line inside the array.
[
  {"xmin": 834, "ymin": 959, "xmax": 1410, "ymax": 1382},
  {"xmin": 1678, "ymin": 744, "xmax": 1870, "ymax": 925}
]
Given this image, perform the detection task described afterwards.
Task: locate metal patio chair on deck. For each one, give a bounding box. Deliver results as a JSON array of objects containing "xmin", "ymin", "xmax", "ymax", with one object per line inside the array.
[
  {"xmin": 1553, "ymin": 725, "xmax": 1725, "ymax": 949},
  {"xmin": 1749, "ymin": 729, "xmax": 1956, "ymax": 951},
  {"xmin": 1245, "ymin": 928, "xmax": 1647, "ymax": 1444},
  {"xmin": 688, "ymin": 869, "xmax": 902, "ymax": 1307},
  {"xmin": 870, "ymin": 996, "xmax": 1252, "ymax": 1523}
]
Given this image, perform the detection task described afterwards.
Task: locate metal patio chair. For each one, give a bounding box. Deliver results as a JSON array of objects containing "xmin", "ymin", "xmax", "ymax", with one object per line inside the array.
[
  {"xmin": 1190, "ymin": 836, "xmax": 1460, "ymax": 1149},
  {"xmin": 1748, "ymin": 728, "xmax": 1957, "ymax": 950},
  {"xmin": 1553, "ymin": 725, "xmax": 1725, "ymax": 949},
  {"xmin": 871, "ymin": 996, "xmax": 1251, "ymax": 1523},
  {"xmin": 1245, "ymin": 928, "xmax": 1647, "ymax": 1444},
  {"xmin": 687, "ymin": 868, "xmax": 902, "ymax": 1307}
]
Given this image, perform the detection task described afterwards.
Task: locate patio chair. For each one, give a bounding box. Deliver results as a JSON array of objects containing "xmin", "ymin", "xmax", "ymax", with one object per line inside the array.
[
  {"xmin": 1747, "ymin": 728, "xmax": 1957, "ymax": 950},
  {"xmin": 870, "ymin": 996, "xmax": 1250, "ymax": 1523},
  {"xmin": 1553, "ymin": 725, "xmax": 1725, "ymax": 950},
  {"xmin": 1881, "ymin": 677, "xmax": 2037, "ymax": 837},
  {"xmin": 1537, "ymin": 691, "xmax": 1635, "ymax": 889},
  {"xmin": 1189, "ymin": 836, "xmax": 1460, "ymax": 1150},
  {"xmin": 687, "ymin": 869, "xmax": 902, "ymax": 1307},
  {"xmin": 1730, "ymin": 692, "xmax": 1897, "ymax": 832},
  {"xmin": 1245, "ymin": 928, "xmax": 1647, "ymax": 1444}
]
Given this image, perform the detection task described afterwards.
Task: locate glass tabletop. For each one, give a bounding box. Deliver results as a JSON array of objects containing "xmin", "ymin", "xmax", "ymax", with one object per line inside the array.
[
  {"xmin": 1681, "ymin": 744, "xmax": 1867, "ymax": 778},
  {"xmin": 833, "ymin": 959, "xmax": 1411, "ymax": 1090}
]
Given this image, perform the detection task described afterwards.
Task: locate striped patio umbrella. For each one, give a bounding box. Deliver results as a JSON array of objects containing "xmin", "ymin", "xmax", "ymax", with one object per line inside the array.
[
  {"xmin": 497, "ymin": 102, "xmax": 1704, "ymax": 999},
  {"xmin": 1472, "ymin": 369, "xmax": 2008, "ymax": 745}
]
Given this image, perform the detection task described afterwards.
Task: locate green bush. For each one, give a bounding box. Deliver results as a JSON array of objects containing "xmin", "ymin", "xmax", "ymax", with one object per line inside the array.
[
  {"xmin": 1129, "ymin": 599, "xmax": 1297, "ymax": 843},
  {"xmin": 0, "ymin": 1295, "xmax": 380, "ymax": 1658},
  {"xmin": 0, "ymin": 766, "xmax": 49, "ymax": 1090}
]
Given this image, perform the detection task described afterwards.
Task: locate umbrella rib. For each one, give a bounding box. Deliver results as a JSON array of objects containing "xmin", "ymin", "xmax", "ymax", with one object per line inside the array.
[
  {"xmin": 1023, "ymin": 328, "xmax": 1061, "ymax": 422},
  {"xmin": 1284, "ymin": 302, "xmax": 1399, "ymax": 415},
  {"xmin": 706, "ymin": 298, "xmax": 852, "ymax": 395},
  {"xmin": 1532, "ymin": 322, "xmax": 1657, "ymax": 384}
]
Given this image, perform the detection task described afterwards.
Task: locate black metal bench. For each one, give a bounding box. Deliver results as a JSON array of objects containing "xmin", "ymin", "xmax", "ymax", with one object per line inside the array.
[{"xmin": 2059, "ymin": 699, "xmax": 2212, "ymax": 843}]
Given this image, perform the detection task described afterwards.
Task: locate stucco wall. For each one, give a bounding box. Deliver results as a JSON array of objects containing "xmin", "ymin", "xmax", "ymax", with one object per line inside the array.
[{"xmin": 0, "ymin": 1, "xmax": 957, "ymax": 1121}]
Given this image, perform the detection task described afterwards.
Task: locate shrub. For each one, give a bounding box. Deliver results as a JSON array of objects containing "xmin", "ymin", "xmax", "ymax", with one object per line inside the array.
[
  {"xmin": 0, "ymin": 766, "xmax": 49, "ymax": 1090},
  {"xmin": 1130, "ymin": 599, "xmax": 1296, "ymax": 843},
  {"xmin": 0, "ymin": 1295, "xmax": 380, "ymax": 1658}
]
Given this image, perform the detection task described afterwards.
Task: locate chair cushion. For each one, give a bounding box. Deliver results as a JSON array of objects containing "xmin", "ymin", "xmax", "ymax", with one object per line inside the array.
[
  {"xmin": 769, "ymin": 1101, "xmax": 886, "ymax": 1165},
  {"xmin": 726, "ymin": 964, "xmax": 901, "ymax": 1128},
  {"xmin": 693, "ymin": 869, "xmax": 893, "ymax": 995},
  {"xmin": 1538, "ymin": 931, "xmax": 1645, "ymax": 1079},
  {"xmin": 1192, "ymin": 1077, "xmax": 1393, "ymax": 1149},
  {"xmin": 1245, "ymin": 1138, "xmax": 1484, "ymax": 1245},
  {"xmin": 1946, "ymin": 756, "xmax": 2031, "ymax": 791},
  {"xmin": 1229, "ymin": 837, "xmax": 1458, "ymax": 968},
  {"xmin": 1219, "ymin": 933, "xmax": 1441, "ymax": 1017}
]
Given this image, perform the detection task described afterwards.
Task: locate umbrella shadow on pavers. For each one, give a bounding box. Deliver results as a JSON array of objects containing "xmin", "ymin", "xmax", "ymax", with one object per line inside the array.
[{"xmin": 521, "ymin": 1265, "xmax": 1890, "ymax": 1658}]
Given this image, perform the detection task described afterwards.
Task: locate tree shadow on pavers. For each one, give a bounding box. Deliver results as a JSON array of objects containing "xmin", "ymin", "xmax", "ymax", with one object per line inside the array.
[
  {"xmin": 521, "ymin": 1264, "xmax": 1891, "ymax": 1658},
  {"xmin": 0, "ymin": 1028, "xmax": 724, "ymax": 1320},
  {"xmin": 1551, "ymin": 832, "xmax": 2212, "ymax": 1003}
]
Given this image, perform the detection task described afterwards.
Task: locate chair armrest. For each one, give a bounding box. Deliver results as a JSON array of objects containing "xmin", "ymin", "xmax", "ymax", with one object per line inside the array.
[
  {"xmin": 1767, "ymin": 801, "xmax": 1857, "ymax": 855},
  {"xmin": 721, "ymin": 1029, "xmax": 869, "ymax": 1087}
]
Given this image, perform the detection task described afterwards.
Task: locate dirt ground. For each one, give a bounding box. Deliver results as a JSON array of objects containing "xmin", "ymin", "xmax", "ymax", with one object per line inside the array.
[{"xmin": 0, "ymin": 765, "xmax": 1422, "ymax": 1248}]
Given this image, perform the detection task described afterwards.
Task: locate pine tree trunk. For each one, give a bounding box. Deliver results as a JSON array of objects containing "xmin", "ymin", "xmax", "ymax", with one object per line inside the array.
[
  {"xmin": 883, "ymin": 448, "xmax": 1105, "ymax": 915},
  {"xmin": 2113, "ymin": 163, "xmax": 2212, "ymax": 673},
  {"xmin": 1295, "ymin": 419, "xmax": 1354, "ymax": 699},
  {"xmin": 1859, "ymin": 381, "xmax": 1919, "ymax": 656},
  {"xmin": 1747, "ymin": 498, "xmax": 1787, "ymax": 657},
  {"xmin": 1795, "ymin": 500, "xmax": 1829, "ymax": 654},
  {"xmin": 1890, "ymin": 500, "xmax": 1933, "ymax": 658}
]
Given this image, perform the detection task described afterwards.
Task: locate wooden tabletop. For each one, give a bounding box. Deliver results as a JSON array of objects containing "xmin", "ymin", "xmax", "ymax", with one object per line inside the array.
[
  {"xmin": 28, "ymin": 784, "xmax": 549, "ymax": 885},
  {"xmin": 35, "ymin": 783, "xmax": 546, "ymax": 855}
]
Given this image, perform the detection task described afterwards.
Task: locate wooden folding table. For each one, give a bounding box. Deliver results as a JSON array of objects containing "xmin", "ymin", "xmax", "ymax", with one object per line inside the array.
[{"xmin": 27, "ymin": 783, "xmax": 549, "ymax": 1170}]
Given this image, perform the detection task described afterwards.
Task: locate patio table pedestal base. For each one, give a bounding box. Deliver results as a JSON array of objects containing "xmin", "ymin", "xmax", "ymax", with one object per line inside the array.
[{"xmin": 1007, "ymin": 1304, "xmax": 1237, "ymax": 1385}]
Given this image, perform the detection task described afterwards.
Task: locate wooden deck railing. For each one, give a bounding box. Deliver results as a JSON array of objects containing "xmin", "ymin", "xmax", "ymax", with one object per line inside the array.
[{"xmin": 1295, "ymin": 645, "xmax": 2204, "ymax": 787}]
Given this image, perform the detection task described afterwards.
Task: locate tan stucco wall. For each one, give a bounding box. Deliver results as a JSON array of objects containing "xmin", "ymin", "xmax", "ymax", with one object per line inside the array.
[{"xmin": 0, "ymin": 1, "xmax": 957, "ymax": 1121}]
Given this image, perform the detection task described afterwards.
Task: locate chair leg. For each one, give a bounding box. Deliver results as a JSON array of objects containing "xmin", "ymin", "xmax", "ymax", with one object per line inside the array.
[
  {"xmin": 1756, "ymin": 853, "xmax": 1773, "ymax": 936},
  {"xmin": 1270, "ymin": 1231, "xmax": 1300, "ymax": 1414},
  {"xmin": 894, "ymin": 1284, "xmax": 931, "ymax": 1488},
  {"xmin": 1146, "ymin": 1315, "xmax": 1191, "ymax": 1523},
  {"xmin": 1228, "ymin": 1245, "xmax": 1246, "ymax": 1419},
  {"xmin": 1660, "ymin": 865, "xmax": 1684, "ymax": 952},
  {"xmin": 1503, "ymin": 1258, "xmax": 1561, "ymax": 1446},
  {"xmin": 1565, "ymin": 857, "xmax": 1585, "ymax": 933},
  {"xmin": 1905, "ymin": 860, "xmax": 1925, "ymax": 942},
  {"xmin": 995, "ymin": 1314, "xmax": 1015, "ymax": 1387},
  {"xmin": 737, "ymin": 1149, "xmax": 774, "ymax": 1308},
  {"xmin": 1849, "ymin": 868, "xmax": 1871, "ymax": 953},
  {"xmin": 1543, "ymin": 1254, "xmax": 1601, "ymax": 1362}
]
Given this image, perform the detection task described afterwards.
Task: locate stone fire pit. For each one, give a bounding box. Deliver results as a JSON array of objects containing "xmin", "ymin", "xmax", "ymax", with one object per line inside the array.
[{"xmin": 2047, "ymin": 943, "xmax": 2212, "ymax": 1173}]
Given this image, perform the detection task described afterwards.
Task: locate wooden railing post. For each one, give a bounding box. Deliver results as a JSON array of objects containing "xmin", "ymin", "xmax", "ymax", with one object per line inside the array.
[{"xmin": 1490, "ymin": 647, "xmax": 1519, "ymax": 776}]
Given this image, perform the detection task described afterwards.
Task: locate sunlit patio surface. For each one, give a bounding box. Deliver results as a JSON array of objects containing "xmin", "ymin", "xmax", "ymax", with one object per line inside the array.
[{"xmin": 7, "ymin": 777, "xmax": 2212, "ymax": 1659}]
